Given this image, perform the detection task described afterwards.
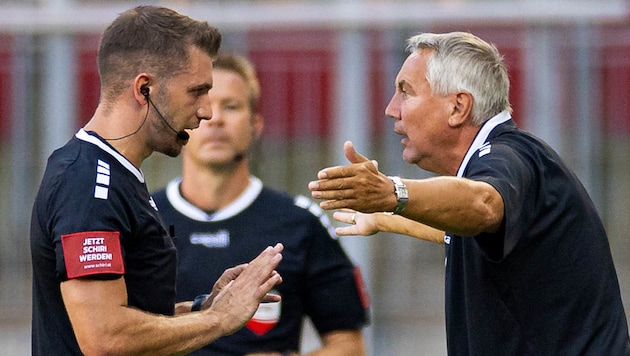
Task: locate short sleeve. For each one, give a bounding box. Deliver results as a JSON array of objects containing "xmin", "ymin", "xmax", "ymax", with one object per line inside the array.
[
  {"xmin": 464, "ymin": 142, "xmax": 537, "ymax": 261},
  {"xmin": 48, "ymin": 161, "xmax": 130, "ymax": 282}
]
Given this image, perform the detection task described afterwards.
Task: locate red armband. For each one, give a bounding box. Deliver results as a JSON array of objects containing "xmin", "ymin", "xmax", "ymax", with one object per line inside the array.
[{"xmin": 61, "ymin": 231, "xmax": 124, "ymax": 278}]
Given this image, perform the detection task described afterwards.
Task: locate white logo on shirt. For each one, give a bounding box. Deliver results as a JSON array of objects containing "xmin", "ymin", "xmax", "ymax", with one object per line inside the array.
[
  {"xmin": 190, "ymin": 230, "xmax": 230, "ymax": 248},
  {"xmin": 478, "ymin": 143, "xmax": 491, "ymax": 157},
  {"xmin": 444, "ymin": 234, "xmax": 452, "ymax": 267}
]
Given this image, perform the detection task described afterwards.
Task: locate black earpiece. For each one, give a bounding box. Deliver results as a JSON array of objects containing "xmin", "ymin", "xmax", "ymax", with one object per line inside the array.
[
  {"xmin": 140, "ymin": 85, "xmax": 190, "ymax": 141},
  {"xmin": 140, "ymin": 85, "xmax": 150, "ymax": 97}
]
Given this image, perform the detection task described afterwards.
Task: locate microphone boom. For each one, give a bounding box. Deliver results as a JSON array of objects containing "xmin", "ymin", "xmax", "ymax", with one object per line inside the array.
[{"xmin": 144, "ymin": 88, "xmax": 189, "ymax": 140}]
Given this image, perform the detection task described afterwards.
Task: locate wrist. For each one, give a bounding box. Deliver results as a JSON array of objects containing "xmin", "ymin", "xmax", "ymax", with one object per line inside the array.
[
  {"xmin": 191, "ymin": 294, "xmax": 209, "ymax": 312},
  {"xmin": 374, "ymin": 212, "xmax": 390, "ymax": 233},
  {"xmin": 387, "ymin": 176, "xmax": 408, "ymax": 215}
]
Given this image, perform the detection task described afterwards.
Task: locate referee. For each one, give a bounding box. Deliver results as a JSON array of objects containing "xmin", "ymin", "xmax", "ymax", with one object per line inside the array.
[{"xmin": 30, "ymin": 6, "xmax": 282, "ymax": 355}]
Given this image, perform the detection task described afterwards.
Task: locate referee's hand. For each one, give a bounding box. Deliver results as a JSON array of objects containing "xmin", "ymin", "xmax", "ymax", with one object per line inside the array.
[{"xmin": 207, "ymin": 243, "xmax": 284, "ymax": 335}]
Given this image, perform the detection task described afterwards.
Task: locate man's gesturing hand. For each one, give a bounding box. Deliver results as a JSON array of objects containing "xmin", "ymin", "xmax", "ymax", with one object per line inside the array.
[{"xmin": 308, "ymin": 141, "xmax": 396, "ymax": 213}]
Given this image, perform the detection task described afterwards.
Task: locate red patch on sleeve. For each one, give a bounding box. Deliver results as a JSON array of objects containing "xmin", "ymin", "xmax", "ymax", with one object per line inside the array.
[
  {"xmin": 61, "ymin": 231, "xmax": 125, "ymax": 278},
  {"xmin": 354, "ymin": 266, "xmax": 371, "ymax": 309},
  {"xmin": 246, "ymin": 300, "xmax": 281, "ymax": 336}
]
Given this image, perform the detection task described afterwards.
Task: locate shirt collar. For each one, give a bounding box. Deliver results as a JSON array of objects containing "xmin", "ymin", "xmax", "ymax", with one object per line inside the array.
[
  {"xmin": 456, "ymin": 111, "xmax": 512, "ymax": 178},
  {"xmin": 164, "ymin": 176, "xmax": 263, "ymax": 222},
  {"xmin": 75, "ymin": 129, "xmax": 145, "ymax": 183}
]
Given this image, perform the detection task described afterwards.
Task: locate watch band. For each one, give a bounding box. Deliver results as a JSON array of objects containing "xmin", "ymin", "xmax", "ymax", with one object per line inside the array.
[
  {"xmin": 388, "ymin": 176, "xmax": 408, "ymax": 215},
  {"xmin": 191, "ymin": 294, "xmax": 209, "ymax": 312}
]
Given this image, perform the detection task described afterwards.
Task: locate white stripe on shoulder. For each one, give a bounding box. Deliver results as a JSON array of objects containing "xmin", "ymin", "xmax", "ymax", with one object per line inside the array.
[
  {"xmin": 75, "ymin": 129, "xmax": 145, "ymax": 183},
  {"xmin": 294, "ymin": 195, "xmax": 338, "ymax": 239}
]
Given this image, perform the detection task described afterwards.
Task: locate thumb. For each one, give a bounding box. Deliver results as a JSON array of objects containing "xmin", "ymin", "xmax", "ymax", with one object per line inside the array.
[
  {"xmin": 343, "ymin": 141, "xmax": 369, "ymax": 164},
  {"xmin": 344, "ymin": 141, "xmax": 378, "ymax": 169}
]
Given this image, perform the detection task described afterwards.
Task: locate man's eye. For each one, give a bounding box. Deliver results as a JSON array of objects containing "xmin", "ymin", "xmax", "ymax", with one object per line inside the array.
[
  {"xmin": 192, "ymin": 88, "xmax": 209, "ymax": 96},
  {"xmin": 397, "ymin": 84, "xmax": 408, "ymax": 97},
  {"xmin": 224, "ymin": 104, "xmax": 239, "ymax": 111}
]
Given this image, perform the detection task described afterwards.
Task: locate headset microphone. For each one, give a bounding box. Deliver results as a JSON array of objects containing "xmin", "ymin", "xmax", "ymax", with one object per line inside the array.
[
  {"xmin": 176, "ymin": 130, "xmax": 190, "ymax": 141},
  {"xmin": 141, "ymin": 86, "xmax": 190, "ymax": 141}
]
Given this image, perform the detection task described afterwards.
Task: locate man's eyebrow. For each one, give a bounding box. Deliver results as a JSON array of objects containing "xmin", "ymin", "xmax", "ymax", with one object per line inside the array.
[{"xmin": 189, "ymin": 83, "xmax": 212, "ymax": 91}]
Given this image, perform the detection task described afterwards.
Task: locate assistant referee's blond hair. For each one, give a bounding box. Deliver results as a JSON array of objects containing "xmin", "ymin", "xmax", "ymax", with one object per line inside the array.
[{"xmin": 212, "ymin": 53, "xmax": 261, "ymax": 114}]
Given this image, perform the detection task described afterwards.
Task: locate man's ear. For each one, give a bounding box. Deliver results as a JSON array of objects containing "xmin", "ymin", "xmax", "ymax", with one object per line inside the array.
[
  {"xmin": 448, "ymin": 91, "xmax": 473, "ymax": 127},
  {"xmin": 252, "ymin": 113, "xmax": 264, "ymax": 142},
  {"xmin": 134, "ymin": 73, "xmax": 152, "ymax": 104}
]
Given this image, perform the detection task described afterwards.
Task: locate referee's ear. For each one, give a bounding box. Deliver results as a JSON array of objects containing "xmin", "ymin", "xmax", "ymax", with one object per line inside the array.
[{"xmin": 448, "ymin": 91, "xmax": 473, "ymax": 127}]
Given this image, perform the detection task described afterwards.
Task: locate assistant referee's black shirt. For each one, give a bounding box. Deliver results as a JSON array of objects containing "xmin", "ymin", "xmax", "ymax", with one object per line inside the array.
[{"xmin": 153, "ymin": 177, "xmax": 368, "ymax": 355}]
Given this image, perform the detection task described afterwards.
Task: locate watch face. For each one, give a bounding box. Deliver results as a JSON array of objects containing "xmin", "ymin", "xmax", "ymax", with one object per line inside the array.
[
  {"xmin": 388, "ymin": 176, "xmax": 408, "ymax": 214},
  {"xmin": 398, "ymin": 185, "xmax": 409, "ymax": 200}
]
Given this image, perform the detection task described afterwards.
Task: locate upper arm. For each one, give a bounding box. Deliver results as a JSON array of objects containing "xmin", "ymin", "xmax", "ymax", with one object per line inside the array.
[
  {"xmin": 467, "ymin": 141, "xmax": 533, "ymax": 224},
  {"xmin": 465, "ymin": 140, "xmax": 537, "ymax": 258},
  {"xmin": 61, "ymin": 277, "xmax": 129, "ymax": 354},
  {"xmin": 470, "ymin": 179, "xmax": 504, "ymax": 234},
  {"xmin": 402, "ymin": 176, "xmax": 504, "ymax": 236}
]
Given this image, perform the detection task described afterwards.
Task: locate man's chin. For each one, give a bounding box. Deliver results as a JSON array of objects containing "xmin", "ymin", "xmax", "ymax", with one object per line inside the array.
[
  {"xmin": 402, "ymin": 151, "xmax": 427, "ymax": 170},
  {"xmin": 162, "ymin": 146, "xmax": 183, "ymax": 158},
  {"xmin": 401, "ymin": 150, "xmax": 415, "ymax": 164}
]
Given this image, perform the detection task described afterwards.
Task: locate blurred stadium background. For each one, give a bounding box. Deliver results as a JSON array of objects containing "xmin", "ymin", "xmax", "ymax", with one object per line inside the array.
[{"xmin": 1, "ymin": 0, "xmax": 630, "ymax": 354}]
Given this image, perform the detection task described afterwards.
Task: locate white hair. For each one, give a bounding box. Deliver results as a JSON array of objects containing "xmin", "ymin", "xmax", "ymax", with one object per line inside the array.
[{"xmin": 406, "ymin": 32, "xmax": 512, "ymax": 125}]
